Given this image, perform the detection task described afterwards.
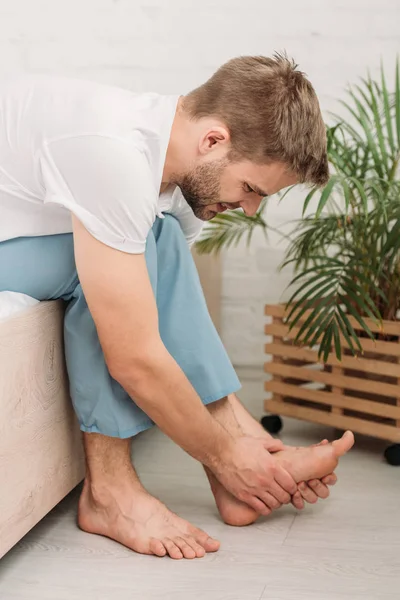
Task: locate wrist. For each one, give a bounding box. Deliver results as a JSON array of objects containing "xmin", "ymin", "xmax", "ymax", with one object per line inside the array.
[{"xmin": 203, "ymin": 427, "xmax": 235, "ymax": 471}]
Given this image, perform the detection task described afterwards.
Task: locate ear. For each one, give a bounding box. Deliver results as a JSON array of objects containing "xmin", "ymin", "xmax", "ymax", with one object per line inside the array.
[{"xmin": 198, "ymin": 126, "xmax": 230, "ymax": 155}]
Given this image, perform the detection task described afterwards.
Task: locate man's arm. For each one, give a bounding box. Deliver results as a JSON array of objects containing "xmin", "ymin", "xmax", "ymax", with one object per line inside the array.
[
  {"xmin": 72, "ymin": 216, "xmax": 297, "ymax": 512},
  {"xmin": 71, "ymin": 215, "xmax": 230, "ymax": 464}
]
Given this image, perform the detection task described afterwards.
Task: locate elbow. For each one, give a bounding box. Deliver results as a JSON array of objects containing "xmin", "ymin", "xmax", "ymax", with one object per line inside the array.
[
  {"xmin": 107, "ymin": 344, "xmax": 165, "ymax": 393},
  {"xmin": 107, "ymin": 355, "xmax": 148, "ymax": 389}
]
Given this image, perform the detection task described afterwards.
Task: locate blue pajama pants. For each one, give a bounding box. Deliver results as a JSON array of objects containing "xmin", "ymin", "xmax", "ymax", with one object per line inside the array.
[{"xmin": 0, "ymin": 215, "xmax": 241, "ymax": 438}]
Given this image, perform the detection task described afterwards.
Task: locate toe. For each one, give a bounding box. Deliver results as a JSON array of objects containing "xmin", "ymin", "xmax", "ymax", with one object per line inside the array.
[
  {"xmin": 308, "ymin": 479, "xmax": 330, "ymax": 499},
  {"xmin": 174, "ymin": 537, "xmax": 197, "ymax": 560},
  {"xmin": 204, "ymin": 537, "xmax": 221, "ymax": 553},
  {"xmin": 313, "ymin": 439, "xmax": 329, "ymax": 447},
  {"xmin": 162, "ymin": 538, "xmax": 184, "ymax": 560},
  {"xmin": 332, "ymin": 431, "xmax": 355, "ymax": 457},
  {"xmin": 194, "ymin": 531, "xmax": 220, "ymax": 553},
  {"xmin": 149, "ymin": 538, "xmax": 167, "ymax": 557},
  {"xmin": 182, "ymin": 536, "xmax": 206, "ymax": 558}
]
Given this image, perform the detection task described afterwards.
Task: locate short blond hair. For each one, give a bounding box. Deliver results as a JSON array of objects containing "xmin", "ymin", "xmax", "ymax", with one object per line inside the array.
[{"xmin": 183, "ymin": 53, "xmax": 329, "ymax": 186}]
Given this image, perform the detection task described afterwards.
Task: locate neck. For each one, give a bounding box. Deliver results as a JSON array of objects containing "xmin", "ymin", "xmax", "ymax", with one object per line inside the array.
[{"xmin": 162, "ymin": 96, "xmax": 193, "ymax": 188}]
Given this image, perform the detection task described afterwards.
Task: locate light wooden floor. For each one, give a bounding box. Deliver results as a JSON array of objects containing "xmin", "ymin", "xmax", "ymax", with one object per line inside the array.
[{"xmin": 1, "ymin": 371, "xmax": 400, "ymax": 600}]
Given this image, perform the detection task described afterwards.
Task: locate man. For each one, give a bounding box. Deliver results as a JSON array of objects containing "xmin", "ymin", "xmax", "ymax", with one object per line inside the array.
[{"xmin": 0, "ymin": 54, "xmax": 354, "ymax": 560}]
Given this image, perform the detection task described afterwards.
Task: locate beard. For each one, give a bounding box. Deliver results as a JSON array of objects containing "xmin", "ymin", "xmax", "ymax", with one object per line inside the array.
[{"xmin": 173, "ymin": 158, "xmax": 228, "ymax": 221}]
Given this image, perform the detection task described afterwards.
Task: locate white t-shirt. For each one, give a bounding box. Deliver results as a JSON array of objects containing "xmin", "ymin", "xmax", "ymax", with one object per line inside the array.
[{"xmin": 0, "ymin": 73, "xmax": 204, "ymax": 253}]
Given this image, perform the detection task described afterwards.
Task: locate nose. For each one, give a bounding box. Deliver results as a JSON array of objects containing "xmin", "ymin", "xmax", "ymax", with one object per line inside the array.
[{"xmin": 240, "ymin": 197, "xmax": 262, "ymax": 217}]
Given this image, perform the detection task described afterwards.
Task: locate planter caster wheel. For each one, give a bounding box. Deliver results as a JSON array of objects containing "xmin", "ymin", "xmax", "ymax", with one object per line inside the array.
[
  {"xmin": 384, "ymin": 444, "xmax": 400, "ymax": 466},
  {"xmin": 261, "ymin": 415, "xmax": 283, "ymax": 434}
]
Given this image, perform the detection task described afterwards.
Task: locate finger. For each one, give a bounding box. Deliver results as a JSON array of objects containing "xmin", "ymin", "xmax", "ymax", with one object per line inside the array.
[
  {"xmin": 322, "ymin": 473, "xmax": 337, "ymax": 486},
  {"xmin": 257, "ymin": 491, "xmax": 282, "ymax": 511},
  {"xmin": 267, "ymin": 480, "xmax": 291, "ymax": 505},
  {"xmin": 298, "ymin": 481, "xmax": 318, "ymax": 504},
  {"xmin": 274, "ymin": 465, "xmax": 297, "ymax": 496},
  {"xmin": 291, "ymin": 490, "xmax": 305, "ymax": 510},
  {"xmin": 308, "ymin": 479, "xmax": 330, "ymax": 499},
  {"xmin": 243, "ymin": 495, "xmax": 272, "ymax": 516}
]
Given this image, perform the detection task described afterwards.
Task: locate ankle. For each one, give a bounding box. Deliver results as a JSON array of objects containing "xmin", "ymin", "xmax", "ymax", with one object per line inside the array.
[
  {"xmin": 83, "ymin": 470, "xmax": 145, "ymax": 506},
  {"xmin": 82, "ymin": 432, "xmax": 134, "ymax": 479}
]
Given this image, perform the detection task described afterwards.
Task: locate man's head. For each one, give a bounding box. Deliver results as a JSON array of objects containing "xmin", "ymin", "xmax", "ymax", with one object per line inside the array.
[{"xmin": 168, "ymin": 53, "xmax": 329, "ymax": 221}]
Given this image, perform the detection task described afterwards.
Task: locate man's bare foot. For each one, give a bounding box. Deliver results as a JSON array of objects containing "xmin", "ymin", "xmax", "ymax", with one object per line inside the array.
[
  {"xmin": 219, "ymin": 394, "xmax": 338, "ymax": 509},
  {"xmin": 205, "ymin": 468, "xmax": 258, "ymax": 527},
  {"xmin": 78, "ymin": 476, "xmax": 220, "ymax": 560},
  {"xmin": 206, "ymin": 431, "xmax": 354, "ymax": 527},
  {"xmin": 275, "ymin": 430, "xmax": 354, "ymax": 481}
]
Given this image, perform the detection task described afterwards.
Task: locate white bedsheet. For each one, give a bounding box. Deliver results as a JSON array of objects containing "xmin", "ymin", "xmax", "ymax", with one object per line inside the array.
[{"xmin": 0, "ymin": 291, "xmax": 39, "ymax": 322}]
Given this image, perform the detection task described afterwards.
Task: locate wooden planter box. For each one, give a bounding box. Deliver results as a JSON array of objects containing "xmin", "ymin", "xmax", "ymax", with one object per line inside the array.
[{"xmin": 264, "ymin": 304, "xmax": 400, "ymax": 444}]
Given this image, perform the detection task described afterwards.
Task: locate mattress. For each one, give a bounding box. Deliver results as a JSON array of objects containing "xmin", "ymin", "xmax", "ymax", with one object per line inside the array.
[{"xmin": 0, "ymin": 291, "xmax": 40, "ymax": 321}]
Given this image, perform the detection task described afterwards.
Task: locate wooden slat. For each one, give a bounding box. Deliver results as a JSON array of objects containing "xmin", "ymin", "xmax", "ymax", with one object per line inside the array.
[
  {"xmin": 271, "ymin": 316, "xmax": 284, "ymax": 406},
  {"xmin": 264, "ymin": 399, "xmax": 400, "ymax": 443},
  {"xmin": 265, "ymin": 304, "xmax": 282, "ymax": 317},
  {"xmin": 397, "ymin": 338, "xmax": 400, "ymax": 428},
  {"xmin": 264, "ymin": 361, "xmax": 399, "ymax": 398},
  {"xmin": 265, "ymin": 303, "xmax": 400, "ymax": 336},
  {"xmin": 265, "ymin": 342, "xmax": 400, "ymax": 378},
  {"xmin": 265, "ymin": 322, "xmax": 400, "ymax": 358},
  {"xmin": 265, "ymin": 380, "xmax": 400, "ymax": 420},
  {"xmin": 331, "ymin": 365, "xmax": 343, "ymax": 415},
  {"xmin": 265, "ymin": 322, "xmax": 305, "ymax": 339}
]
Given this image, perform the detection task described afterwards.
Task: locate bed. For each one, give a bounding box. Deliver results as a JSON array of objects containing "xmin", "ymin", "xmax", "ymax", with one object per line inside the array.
[
  {"xmin": 0, "ymin": 295, "xmax": 84, "ymax": 558},
  {"xmin": 0, "ymin": 252, "xmax": 220, "ymax": 557}
]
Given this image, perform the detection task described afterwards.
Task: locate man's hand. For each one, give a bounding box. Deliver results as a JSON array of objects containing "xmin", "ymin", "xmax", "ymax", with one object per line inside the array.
[
  {"xmin": 210, "ymin": 436, "xmax": 297, "ymax": 515},
  {"xmin": 293, "ymin": 435, "xmax": 338, "ymax": 506}
]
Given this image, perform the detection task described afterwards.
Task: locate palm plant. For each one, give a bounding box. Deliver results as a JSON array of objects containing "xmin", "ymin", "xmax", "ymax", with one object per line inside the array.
[{"xmin": 195, "ymin": 60, "xmax": 400, "ymax": 362}]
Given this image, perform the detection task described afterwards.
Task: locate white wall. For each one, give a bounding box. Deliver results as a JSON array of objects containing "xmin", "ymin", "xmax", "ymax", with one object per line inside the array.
[{"xmin": 0, "ymin": 0, "xmax": 399, "ymax": 368}]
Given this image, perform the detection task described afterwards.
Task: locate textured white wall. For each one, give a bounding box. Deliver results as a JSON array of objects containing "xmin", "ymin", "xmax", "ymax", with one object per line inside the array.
[{"xmin": 0, "ymin": 0, "xmax": 399, "ymax": 368}]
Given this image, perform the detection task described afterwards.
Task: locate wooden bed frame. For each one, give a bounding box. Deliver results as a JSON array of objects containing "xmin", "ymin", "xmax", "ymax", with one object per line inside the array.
[{"xmin": 0, "ymin": 301, "xmax": 84, "ymax": 558}]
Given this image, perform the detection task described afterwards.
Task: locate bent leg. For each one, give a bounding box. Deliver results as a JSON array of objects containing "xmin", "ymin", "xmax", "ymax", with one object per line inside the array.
[
  {"xmin": 0, "ymin": 222, "xmax": 239, "ymax": 435},
  {"xmin": 63, "ymin": 214, "xmax": 241, "ymax": 437},
  {"xmin": 0, "ymin": 233, "xmax": 78, "ymax": 299}
]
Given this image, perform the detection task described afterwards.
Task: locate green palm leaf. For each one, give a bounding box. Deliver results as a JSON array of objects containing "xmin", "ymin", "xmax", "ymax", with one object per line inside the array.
[
  {"xmin": 195, "ymin": 201, "xmax": 268, "ymax": 255},
  {"xmin": 381, "ymin": 60, "xmax": 396, "ymax": 154},
  {"xmin": 396, "ymin": 56, "xmax": 400, "ymax": 145}
]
